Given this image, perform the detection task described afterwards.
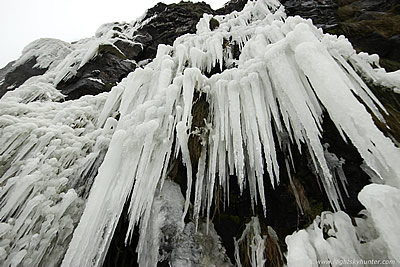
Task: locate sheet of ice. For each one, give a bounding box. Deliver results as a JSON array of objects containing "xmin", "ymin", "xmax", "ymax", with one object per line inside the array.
[
  {"xmin": 141, "ymin": 179, "xmax": 185, "ymax": 266},
  {"xmin": 0, "ymin": 91, "xmax": 113, "ymax": 266}
]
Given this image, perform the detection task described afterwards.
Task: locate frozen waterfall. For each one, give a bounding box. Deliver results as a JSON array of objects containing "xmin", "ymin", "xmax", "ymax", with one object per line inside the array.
[{"xmin": 1, "ymin": 0, "xmax": 400, "ymax": 266}]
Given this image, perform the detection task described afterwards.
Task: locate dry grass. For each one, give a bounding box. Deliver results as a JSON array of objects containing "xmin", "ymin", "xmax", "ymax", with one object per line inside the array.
[{"xmin": 264, "ymin": 229, "xmax": 284, "ymax": 267}]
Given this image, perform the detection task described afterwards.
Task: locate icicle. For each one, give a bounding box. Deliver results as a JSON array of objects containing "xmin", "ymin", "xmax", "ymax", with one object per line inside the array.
[
  {"xmin": 194, "ymin": 143, "xmax": 207, "ymax": 231},
  {"xmin": 181, "ymin": 68, "xmax": 198, "ymax": 128},
  {"xmin": 176, "ymin": 122, "xmax": 193, "ymax": 225},
  {"xmin": 61, "ymin": 130, "xmax": 130, "ymax": 267},
  {"xmin": 0, "ymin": 87, "xmax": 109, "ymax": 266},
  {"xmin": 189, "ymin": 47, "xmax": 205, "ymax": 71},
  {"xmin": 176, "ymin": 44, "xmax": 188, "ymax": 74},
  {"xmin": 292, "ymin": 23, "xmax": 400, "ymax": 187},
  {"xmin": 227, "ymin": 80, "xmax": 245, "ymax": 192},
  {"xmin": 324, "ymin": 144, "xmax": 349, "ymax": 199}
]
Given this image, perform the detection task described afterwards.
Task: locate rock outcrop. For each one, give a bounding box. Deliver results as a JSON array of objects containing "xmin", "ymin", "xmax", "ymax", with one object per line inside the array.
[
  {"xmin": 0, "ymin": 58, "xmax": 47, "ymax": 98},
  {"xmin": 282, "ymin": 0, "xmax": 400, "ymax": 71}
]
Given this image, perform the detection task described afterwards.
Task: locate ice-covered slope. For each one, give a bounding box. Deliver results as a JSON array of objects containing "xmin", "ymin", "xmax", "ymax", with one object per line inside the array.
[{"xmin": 1, "ymin": 0, "xmax": 400, "ymax": 266}]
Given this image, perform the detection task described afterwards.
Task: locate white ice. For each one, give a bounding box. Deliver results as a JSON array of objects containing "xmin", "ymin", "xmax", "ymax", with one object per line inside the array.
[{"xmin": 1, "ymin": 0, "xmax": 400, "ymax": 266}]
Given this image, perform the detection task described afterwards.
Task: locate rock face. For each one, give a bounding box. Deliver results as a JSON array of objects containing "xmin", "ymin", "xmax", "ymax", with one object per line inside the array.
[
  {"xmin": 0, "ymin": 61, "xmax": 15, "ymax": 83},
  {"xmin": 282, "ymin": 0, "xmax": 400, "ymax": 71},
  {"xmin": 0, "ymin": 58, "xmax": 47, "ymax": 98},
  {"xmin": 133, "ymin": 2, "xmax": 215, "ymax": 61},
  {"xmin": 333, "ymin": 0, "xmax": 400, "ymax": 71},
  {"xmin": 56, "ymin": 45, "xmax": 137, "ymax": 100},
  {"xmin": 0, "ymin": 1, "xmax": 399, "ymax": 267},
  {"xmin": 282, "ymin": 0, "xmax": 339, "ymax": 29}
]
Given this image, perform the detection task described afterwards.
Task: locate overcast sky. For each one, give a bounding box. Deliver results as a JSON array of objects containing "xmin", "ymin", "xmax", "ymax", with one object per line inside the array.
[{"xmin": 0, "ymin": 0, "xmax": 227, "ymax": 68}]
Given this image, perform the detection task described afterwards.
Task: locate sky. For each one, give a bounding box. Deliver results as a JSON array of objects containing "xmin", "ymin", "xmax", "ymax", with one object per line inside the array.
[{"xmin": 0, "ymin": 0, "xmax": 227, "ymax": 68}]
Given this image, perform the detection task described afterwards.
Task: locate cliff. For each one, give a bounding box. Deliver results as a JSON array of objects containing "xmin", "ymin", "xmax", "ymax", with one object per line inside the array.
[{"xmin": 0, "ymin": 0, "xmax": 399, "ymax": 266}]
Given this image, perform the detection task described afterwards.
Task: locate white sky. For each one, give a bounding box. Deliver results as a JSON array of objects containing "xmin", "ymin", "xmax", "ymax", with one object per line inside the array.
[{"xmin": 0, "ymin": 0, "xmax": 227, "ymax": 68}]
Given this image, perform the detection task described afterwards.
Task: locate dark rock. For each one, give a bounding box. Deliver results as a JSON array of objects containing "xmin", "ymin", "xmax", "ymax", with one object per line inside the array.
[
  {"xmin": 97, "ymin": 43, "xmax": 127, "ymax": 59},
  {"xmin": 132, "ymin": 0, "xmax": 249, "ymax": 62},
  {"xmin": 349, "ymin": 0, "xmax": 398, "ymax": 12},
  {"xmin": 0, "ymin": 57, "xmax": 48, "ymax": 98},
  {"xmin": 209, "ymin": 17, "xmax": 220, "ymax": 30},
  {"xmin": 132, "ymin": 33, "xmax": 153, "ymax": 44},
  {"xmin": 134, "ymin": 1, "xmax": 215, "ymax": 61},
  {"xmin": 347, "ymin": 32, "xmax": 400, "ymax": 64},
  {"xmin": 215, "ymin": 0, "xmax": 249, "ymax": 15},
  {"xmin": 0, "ymin": 60, "xmax": 15, "ymax": 81},
  {"xmin": 281, "ymin": 0, "xmax": 400, "ymax": 71},
  {"xmin": 57, "ymin": 52, "xmax": 136, "ymax": 100},
  {"xmin": 282, "ymin": 0, "xmax": 339, "ymax": 29},
  {"xmin": 113, "ymin": 40, "xmax": 143, "ymax": 59}
]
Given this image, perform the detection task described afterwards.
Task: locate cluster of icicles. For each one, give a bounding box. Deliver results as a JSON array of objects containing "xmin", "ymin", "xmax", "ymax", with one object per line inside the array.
[{"xmin": 1, "ymin": 0, "xmax": 400, "ymax": 266}]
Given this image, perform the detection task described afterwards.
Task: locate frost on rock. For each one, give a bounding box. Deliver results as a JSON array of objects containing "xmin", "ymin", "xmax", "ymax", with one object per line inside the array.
[{"xmin": 1, "ymin": 0, "xmax": 400, "ymax": 266}]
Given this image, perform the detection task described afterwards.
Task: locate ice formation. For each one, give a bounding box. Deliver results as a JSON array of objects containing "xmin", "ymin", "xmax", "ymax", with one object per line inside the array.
[
  {"xmin": 1, "ymin": 0, "xmax": 400, "ymax": 266},
  {"xmin": 0, "ymin": 92, "xmax": 112, "ymax": 266},
  {"xmin": 286, "ymin": 184, "xmax": 400, "ymax": 266}
]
